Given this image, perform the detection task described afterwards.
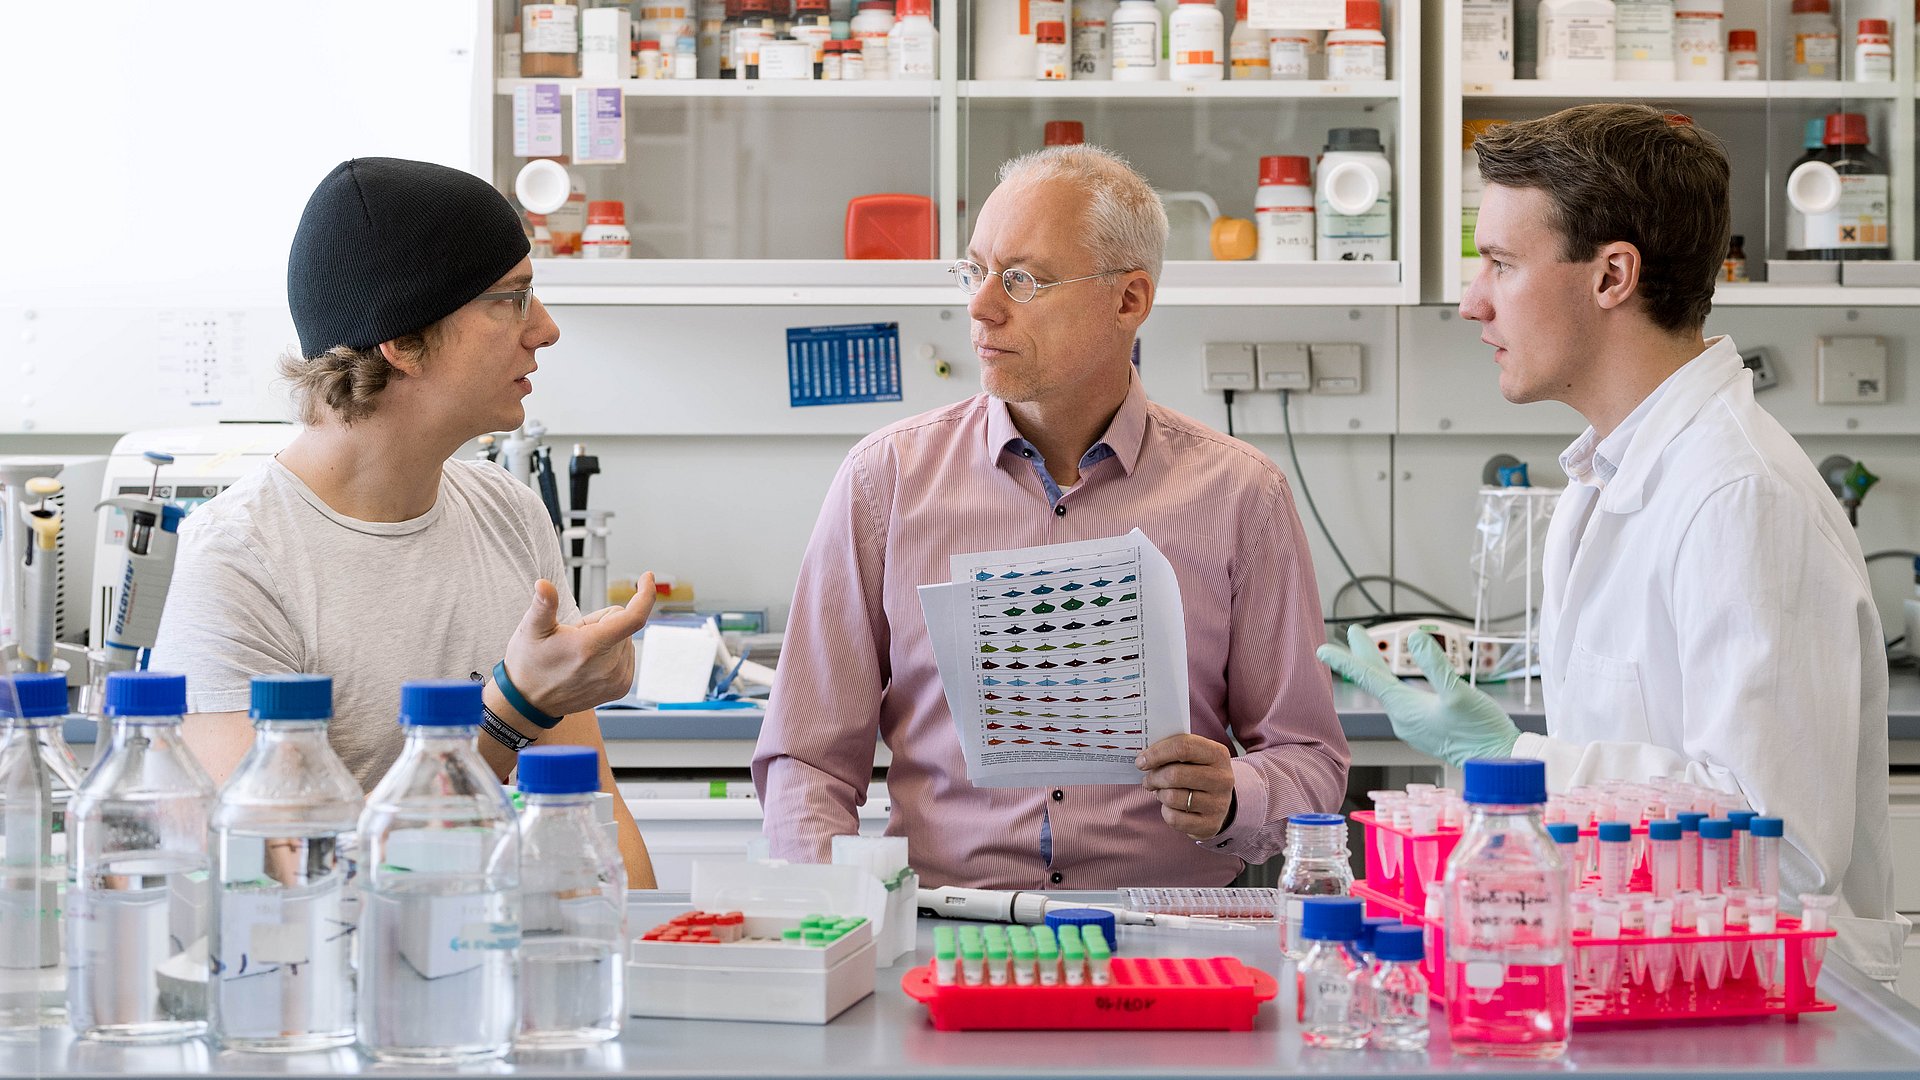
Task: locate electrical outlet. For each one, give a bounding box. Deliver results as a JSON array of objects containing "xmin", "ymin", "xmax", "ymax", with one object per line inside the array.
[
  {"xmin": 1738, "ymin": 347, "xmax": 1777, "ymax": 391},
  {"xmin": 1255, "ymin": 342, "xmax": 1311, "ymax": 391},
  {"xmin": 1203, "ymin": 343, "xmax": 1256, "ymax": 392},
  {"xmin": 1815, "ymin": 336, "xmax": 1887, "ymax": 404},
  {"xmin": 1309, "ymin": 343, "xmax": 1364, "ymax": 395}
]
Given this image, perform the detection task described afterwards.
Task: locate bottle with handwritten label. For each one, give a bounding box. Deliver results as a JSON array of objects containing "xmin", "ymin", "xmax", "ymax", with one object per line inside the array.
[
  {"xmin": 1442, "ymin": 759, "xmax": 1570, "ymax": 1060},
  {"xmin": 1295, "ymin": 897, "xmax": 1371, "ymax": 1049}
]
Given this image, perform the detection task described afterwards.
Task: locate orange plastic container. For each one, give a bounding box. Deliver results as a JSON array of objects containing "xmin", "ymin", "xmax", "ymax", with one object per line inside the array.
[{"xmin": 845, "ymin": 193, "xmax": 935, "ymax": 259}]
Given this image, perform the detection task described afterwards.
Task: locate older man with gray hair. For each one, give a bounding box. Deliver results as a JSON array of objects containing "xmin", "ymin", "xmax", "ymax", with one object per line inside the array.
[{"xmin": 753, "ymin": 146, "xmax": 1348, "ymax": 888}]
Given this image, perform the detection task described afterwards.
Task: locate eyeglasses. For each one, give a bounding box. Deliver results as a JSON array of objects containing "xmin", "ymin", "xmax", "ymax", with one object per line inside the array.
[
  {"xmin": 474, "ymin": 287, "xmax": 535, "ymax": 319},
  {"xmin": 948, "ymin": 260, "xmax": 1134, "ymax": 304}
]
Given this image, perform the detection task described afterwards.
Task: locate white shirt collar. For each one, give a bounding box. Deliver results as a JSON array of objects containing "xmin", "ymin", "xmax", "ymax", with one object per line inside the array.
[{"xmin": 1557, "ymin": 339, "xmax": 1721, "ymax": 489}]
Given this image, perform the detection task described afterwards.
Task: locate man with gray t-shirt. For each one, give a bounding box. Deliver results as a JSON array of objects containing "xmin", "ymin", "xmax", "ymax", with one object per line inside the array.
[{"xmin": 149, "ymin": 157, "xmax": 657, "ymax": 886}]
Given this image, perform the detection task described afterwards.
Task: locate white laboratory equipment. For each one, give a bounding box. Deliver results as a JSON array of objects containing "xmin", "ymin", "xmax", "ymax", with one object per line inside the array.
[
  {"xmin": 0, "ymin": 457, "xmax": 106, "ymax": 665},
  {"xmin": 1468, "ymin": 464, "xmax": 1558, "ymax": 707}
]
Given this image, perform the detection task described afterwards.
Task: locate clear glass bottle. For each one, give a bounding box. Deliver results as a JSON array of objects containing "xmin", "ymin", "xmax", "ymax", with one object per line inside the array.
[
  {"xmin": 0, "ymin": 672, "xmax": 83, "ymax": 1029},
  {"xmin": 1367, "ymin": 925, "xmax": 1430, "ymax": 1051},
  {"xmin": 515, "ymin": 746, "xmax": 625, "ymax": 1048},
  {"xmin": 1278, "ymin": 813, "xmax": 1352, "ymax": 961},
  {"xmin": 356, "ymin": 681, "xmax": 520, "ymax": 1064},
  {"xmin": 67, "ymin": 671, "xmax": 216, "ymax": 1042},
  {"xmin": 1295, "ymin": 896, "xmax": 1371, "ymax": 1049},
  {"xmin": 209, "ymin": 675, "xmax": 363, "ymax": 1052},
  {"xmin": 1443, "ymin": 759, "xmax": 1570, "ymax": 1060}
]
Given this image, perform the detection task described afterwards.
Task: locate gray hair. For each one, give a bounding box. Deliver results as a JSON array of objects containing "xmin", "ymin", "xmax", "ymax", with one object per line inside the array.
[{"xmin": 996, "ymin": 145, "xmax": 1169, "ymax": 287}]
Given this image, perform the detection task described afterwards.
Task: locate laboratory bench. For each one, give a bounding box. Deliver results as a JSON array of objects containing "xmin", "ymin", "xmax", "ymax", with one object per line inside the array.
[{"xmin": 4, "ymin": 890, "xmax": 1918, "ymax": 1080}]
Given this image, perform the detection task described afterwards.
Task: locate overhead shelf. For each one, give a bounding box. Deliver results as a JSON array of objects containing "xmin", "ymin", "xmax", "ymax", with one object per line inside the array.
[
  {"xmin": 495, "ymin": 77, "xmax": 938, "ymax": 100},
  {"xmin": 962, "ymin": 79, "xmax": 1400, "ymax": 101},
  {"xmin": 1465, "ymin": 79, "xmax": 1903, "ymax": 107},
  {"xmin": 1711, "ymin": 282, "xmax": 1920, "ymax": 307}
]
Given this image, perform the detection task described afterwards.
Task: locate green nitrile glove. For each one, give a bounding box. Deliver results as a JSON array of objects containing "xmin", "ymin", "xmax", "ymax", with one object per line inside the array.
[{"xmin": 1316, "ymin": 626, "xmax": 1521, "ymax": 767}]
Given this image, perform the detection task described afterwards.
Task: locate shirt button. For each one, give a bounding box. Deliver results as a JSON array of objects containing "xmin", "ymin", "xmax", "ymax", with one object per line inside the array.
[
  {"xmin": 1054, "ymin": 505, "xmax": 1066, "ymax": 518},
  {"xmin": 1050, "ymin": 871, "xmax": 1064, "ymax": 885},
  {"xmin": 1051, "ymin": 789, "xmax": 1064, "ymax": 802}
]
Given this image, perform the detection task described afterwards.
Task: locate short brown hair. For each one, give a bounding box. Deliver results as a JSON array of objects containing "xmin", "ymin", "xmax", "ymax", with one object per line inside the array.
[
  {"xmin": 1474, "ymin": 104, "xmax": 1729, "ymax": 333},
  {"xmin": 276, "ymin": 328, "xmax": 433, "ymax": 426}
]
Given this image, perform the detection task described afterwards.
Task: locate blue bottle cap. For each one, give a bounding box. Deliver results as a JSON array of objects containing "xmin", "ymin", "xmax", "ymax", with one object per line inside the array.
[
  {"xmin": 517, "ymin": 745, "xmax": 601, "ymax": 794},
  {"xmin": 1299, "ymin": 896, "xmax": 1364, "ymax": 943},
  {"xmin": 1546, "ymin": 822, "xmax": 1580, "ymax": 844},
  {"xmin": 1372, "ymin": 925, "xmax": 1423, "ymax": 963},
  {"xmin": 1698, "ymin": 818, "xmax": 1733, "ymax": 840},
  {"xmin": 1461, "ymin": 759, "xmax": 1546, "ymax": 805},
  {"xmin": 1676, "ymin": 811, "xmax": 1706, "ymax": 832},
  {"xmin": 1648, "ymin": 820, "xmax": 1682, "ymax": 841},
  {"xmin": 397, "ymin": 680, "xmax": 482, "ymax": 727},
  {"xmin": 250, "ymin": 674, "xmax": 332, "ymax": 721},
  {"xmin": 1727, "ymin": 810, "xmax": 1756, "ymax": 831},
  {"xmin": 1288, "ymin": 812, "xmax": 1346, "ymax": 828},
  {"xmin": 104, "ymin": 671, "xmax": 187, "ymax": 717},
  {"xmin": 1044, "ymin": 907, "xmax": 1117, "ymax": 950},
  {"xmin": 1749, "ymin": 817, "xmax": 1784, "ymax": 838},
  {"xmin": 1359, "ymin": 916, "xmax": 1399, "ymax": 953},
  {"xmin": 0, "ymin": 673, "xmax": 68, "ymax": 719},
  {"xmin": 1597, "ymin": 822, "xmax": 1632, "ymax": 843}
]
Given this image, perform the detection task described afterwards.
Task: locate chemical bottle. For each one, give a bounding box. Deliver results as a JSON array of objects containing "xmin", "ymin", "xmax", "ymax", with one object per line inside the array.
[
  {"xmin": 1228, "ymin": 0, "xmax": 1267, "ymax": 78},
  {"xmin": 1112, "ymin": 0, "xmax": 1163, "ymax": 79},
  {"xmin": 1784, "ymin": 118, "xmax": 1826, "ymax": 258},
  {"xmin": 514, "ymin": 747, "xmax": 626, "ymax": 1048},
  {"xmin": 1672, "ymin": 0, "xmax": 1721, "ymax": 79},
  {"xmin": 1073, "ymin": 0, "xmax": 1117, "ymax": 77},
  {"xmin": 1169, "ymin": 0, "xmax": 1224, "ymax": 81},
  {"xmin": 851, "ymin": 0, "xmax": 895, "ymax": 78},
  {"xmin": 1789, "ymin": 0, "xmax": 1839, "ymax": 80},
  {"xmin": 356, "ymin": 681, "xmax": 520, "ymax": 1064},
  {"xmin": 1324, "ymin": 0, "xmax": 1386, "ymax": 80},
  {"xmin": 209, "ymin": 675, "xmax": 363, "ymax": 1053},
  {"xmin": 581, "ymin": 202, "xmax": 631, "ymax": 259},
  {"xmin": 718, "ymin": 0, "xmax": 743, "ymax": 76},
  {"xmin": 1514, "ymin": 0, "xmax": 1540, "ymax": 77},
  {"xmin": 889, "ymin": 0, "xmax": 938, "ymax": 78},
  {"xmin": 1267, "ymin": 26, "xmax": 1319, "ymax": 78},
  {"xmin": 1044, "ymin": 119, "xmax": 1085, "ymax": 145},
  {"xmin": 1801, "ymin": 113, "xmax": 1890, "ymax": 261},
  {"xmin": 699, "ymin": 0, "xmax": 728, "ymax": 76},
  {"xmin": 1036, "ymin": 20, "xmax": 1071, "ymax": 78},
  {"xmin": 67, "ymin": 672, "xmax": 216, "ymax": 1042},
  {"xmin": 1443, "ymin": 759, "xmax": 1570, "ymax": 1060},
  {"xmin": 1721, "ymin": 234, "xmax": 1748, "ymax": 281},
  {"xmin": 1855, "ymin": 18, "xmax": 1892, "ymax": 81},
  {"xmin": 1367, "ymin": 925, "xmax": 1431, "ymax": 1052},
  {"xmin": 1462, "ymin": 119, "xmax": 1506, "ymax": 278},
  {"xmin": 975, "ymin": 0, "xmax": 1038, "ymax": 78},
  {"xmin": 639, "ymin": 0, "xmax": 697, "ymax": 60},
  {"xmin": 0, "ymin": 672, "xmax": 83, "ymax": 1030},
  {"xmin": 791, "ymin": 0, "xmax": 833, "ymax": 69},
  {"xmin": 822, "ymin": 38, "xmax": 844, "ymax": 77},
  {"xmin": 1315, "ymin": 127, "xmax": 1393, "ymax": 262},
  {"xmin": 843, "ymin": 38, "xmax": 869, "ymax": 77},
  {"xmin": 1255, "ymin": 155, "xmax": 1315, "ymax": 263},
  {"xmin": 734, "ymin": 0, "xmax": 774, "ymax": 77},
  {"xmin": 521, "ymin": 1, "xmax": 583, "ymax": 78},
  {"xmin": 1613, "ymin": 0, "xmax": 1672, "ymax": 80},
  {"xmin": 1538, "ymin": 0, "xmax": 1615, "ymax": 80},
  {"xmin": 1277, "ymin": 813, "xmax": 1352, "ymax": 959},
  {"xmin": 1461, "ymin": 0, "xmax": 1516, "ymax": 83},
  {"xmin": 1295, "ymin": 897, "xmax": 1371, "ymax": 1049},
  {"xmin": 675, "ymin": 35, "xmax": 700, "ymax": 76},
  {"xmin": 1725, "ymin": 26, "xmax": 1758, "ymax": 78}
]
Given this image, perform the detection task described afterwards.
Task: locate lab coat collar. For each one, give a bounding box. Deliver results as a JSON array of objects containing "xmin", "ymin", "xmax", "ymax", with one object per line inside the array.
[
  {"xmin": 983, "ymin": 366, "xmax": 1147, "ymax": 477},
  {"xmin": 1581, "ymin": 336, "xmax": 1745, "ymax": 516}
]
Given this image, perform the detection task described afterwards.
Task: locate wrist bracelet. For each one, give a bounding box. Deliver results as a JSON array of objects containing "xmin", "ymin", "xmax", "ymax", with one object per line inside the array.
[
  {"xmin": 481, "ymin": 703, "xmax": 535, "ymax": 752},
  {"xmin": 493, "ymin": 660, "xmax": 563, "ymax": 730}
]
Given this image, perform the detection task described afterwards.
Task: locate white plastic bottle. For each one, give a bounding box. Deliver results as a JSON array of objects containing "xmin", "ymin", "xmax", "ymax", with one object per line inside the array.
[
  {"xmin": 1315, "ymin": 127, "xmax": 1392, "ymax": 262},
  {"xmin": 1255, "ymin": 155, "xmax": 1315, "ymax": 263},
  {"xmin": 1855, "ymin": 18, "xmax": 1892, "ymax": 81},
  {"xmin": 1725, "ymin": 27, "xmax": 1757, "ymax": 77},
  {"xmin": 1324, "ymin": 0, "xmax": 1386, "ymax": 80},
  {"xmin": 1538, "ymin": 0, "xmax": 1615, "ymax": 81},
  {"xmin": 1268, "ymin": 26, "xmax": 1318, "ymax": 78},
  {"xmin": 1461, "ymin": 0, "xmax": 1516, "ymax": 83},
  {"xmin": 1789, "ymin": 0, "xmax": 1839, "ymax": 80},
  {"xmin": 1037, "ymin": 20, "xmax": 1070, "ymax": 78},
  {"xmin": 888, "ymin": 0, "xmax": 937, "ymax": 78},
  {"xmin": 1228, "ymin": 0, "xmax": 1266, "ymax": 78},
  {"xmin": 580, "ymin": 201, "xmax": 631, "ymax": 259},
  {"xmin": 1111, "ymin": 0, "xmax": 1162, "ymax": 79},
  {"xmin": 1072, "ymin": 0, "xmax": 1117, "ymax": 76},
  {"xmin": 1613, "ymin": 0, "xmax": 1672, "ymax": 80},
  {"xmin": 1169, "ymin": 0, "xmax": 1224, "ymax": 80},
  {"xmin": 1672, "ymin": 0, "xmax": 1722, "ymax": 80},
  {"xmin": 850, "ymin": 0, "xmax": 894, "ymax": 78}
]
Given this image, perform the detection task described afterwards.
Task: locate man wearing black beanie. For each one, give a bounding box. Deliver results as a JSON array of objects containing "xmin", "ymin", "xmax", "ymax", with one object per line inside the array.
[{"xmin": 150, "ymin": 158, "xmax": 657, "ymax": 887}]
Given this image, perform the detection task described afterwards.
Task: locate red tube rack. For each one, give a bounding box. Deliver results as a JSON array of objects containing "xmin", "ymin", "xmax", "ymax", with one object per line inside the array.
[
  {"xmin": 1352, "ymin": 810, "xmax": 1838, "ymax": 1026},
  {"xmin": 901, "ymin": 957, "xmax": 1278, "ymax": 1031}
]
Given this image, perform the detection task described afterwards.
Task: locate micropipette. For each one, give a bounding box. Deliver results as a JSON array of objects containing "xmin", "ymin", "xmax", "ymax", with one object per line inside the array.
[
  {"xmin": 16, "ymin": 477, "xmax": 63, "ymax": 672},
  {"xmin": 915, "ymin": 886, "xmax": 1247, "ymax": 931}
]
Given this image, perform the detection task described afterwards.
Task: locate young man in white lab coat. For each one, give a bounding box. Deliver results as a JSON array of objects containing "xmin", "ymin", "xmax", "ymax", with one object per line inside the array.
[{"xmin": 1318, "ymin": 104, "xmax": 1907, "ymax": 984}]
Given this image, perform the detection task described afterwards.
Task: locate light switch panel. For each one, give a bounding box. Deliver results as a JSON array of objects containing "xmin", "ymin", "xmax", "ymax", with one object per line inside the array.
[{"xmin": 1815, "ymin": 336, "xmax": 1887, "ymax": 404}]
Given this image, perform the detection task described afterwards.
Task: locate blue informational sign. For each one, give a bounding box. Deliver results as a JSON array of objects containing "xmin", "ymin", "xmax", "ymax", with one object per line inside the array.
[{"xmin": 786, "ymin": 322, "xmax": 903, "ymax": 407}]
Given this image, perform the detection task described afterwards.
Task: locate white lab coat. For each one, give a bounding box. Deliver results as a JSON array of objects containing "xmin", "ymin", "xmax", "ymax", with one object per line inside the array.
[{"xmin": 1517, "ymin": 336, "xmax": 1908, "ymax": 983}]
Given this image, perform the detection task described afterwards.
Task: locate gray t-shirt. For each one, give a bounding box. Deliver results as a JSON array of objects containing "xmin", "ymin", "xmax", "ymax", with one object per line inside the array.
[{"xmin": 149, "ymin": 457, "xmax": 580, "ymax": 790}]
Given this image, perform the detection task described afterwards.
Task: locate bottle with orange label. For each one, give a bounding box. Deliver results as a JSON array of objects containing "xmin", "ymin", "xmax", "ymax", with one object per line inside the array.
[
  {"xmin": 1170, "ymin": 0, "xmax": 1223, "ymax": 80},
  {"xmin": 1229, "ymin": 0, "xmax": 1267, "ymax": 78},
  {"xmin": 1036, "ymin": 21, "xmax": 1070, "ymax": 78}
]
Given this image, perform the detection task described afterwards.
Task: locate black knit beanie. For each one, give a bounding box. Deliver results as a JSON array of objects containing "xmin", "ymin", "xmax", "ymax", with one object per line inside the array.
[{"xmin": 288, "ymin": 158, "xmax": 532, "ymax": 359}]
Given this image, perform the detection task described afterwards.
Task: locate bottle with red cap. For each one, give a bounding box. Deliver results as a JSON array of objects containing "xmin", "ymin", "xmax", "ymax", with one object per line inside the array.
[
  {"xmin": 581, "ymin": 201, "xmax": 631, "ymax": 259},
  {"xmin": 1170, "ymin": 0, "xmax": 1224, "ymax": 80},
  {"xmin": 1325, "ymin": 0, "xmax": 1386, "ymax": 80},
  {"xmin": 1036, "ymin": 20, "xmax": 1070, "ymax": 78},
  {"xmin": 889, "ymin": 0, "xmax": 937, "ymax": 77},
  {"xmin": 1043, "ymin": 120, "xmax": 1084, "ymax": 145},
  {"xmin": 1801, "ymin": 112, "xmax": 1890, "ymax": 261},
  {"xmin": 1724, "ymin": 27, "xmax": 1758, "ymax": 78},
  {"xmin": 1854, "ymin": 17, "xmax": 1892, "ymax": 80},
  {"xmin": 1255, "ymin": 155, "xmax": 1315, "ymax": 263}
]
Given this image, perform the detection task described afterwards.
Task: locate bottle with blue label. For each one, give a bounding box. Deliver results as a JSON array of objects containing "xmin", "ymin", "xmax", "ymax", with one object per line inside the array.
[
  {"xmin": 515, "ymin": 745, "xmax": 625, "ymax": 1048},
  {"xmin": 356, "ymin": 681, "xmax": 521, "ymax": 1064},
  {"xmin": 1315, "ymin": 128, "xmax": 1393, "ymax": 262}
]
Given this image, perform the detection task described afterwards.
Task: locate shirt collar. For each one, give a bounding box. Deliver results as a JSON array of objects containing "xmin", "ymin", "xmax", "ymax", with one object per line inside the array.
[
  {"xmin": 984, "ymin": 366, "xmax": 1148, "ymax": 478},
  {"xmin": 1559, "ymin": 379, "xmax": 1663, "ymax": 489},
  {"xmin": 1557, "ymin": 335, "xmax": 1745, "ymax": 512}
]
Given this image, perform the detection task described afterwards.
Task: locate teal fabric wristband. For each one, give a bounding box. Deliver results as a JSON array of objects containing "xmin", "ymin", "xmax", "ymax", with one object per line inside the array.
[{"xmin": 493, "ymin": 660, "xmax": 562, "ymax": 729}]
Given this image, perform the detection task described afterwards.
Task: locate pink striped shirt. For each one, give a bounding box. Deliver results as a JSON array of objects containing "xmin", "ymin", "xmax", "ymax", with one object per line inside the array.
[{"xmin": 752, "ymin": 373, "xmax": 1348, "ymax": 888}]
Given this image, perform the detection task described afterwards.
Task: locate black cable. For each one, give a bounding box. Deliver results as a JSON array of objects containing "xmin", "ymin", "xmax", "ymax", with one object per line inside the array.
[
  {"xmin": 1223, "ymin": 388, "xmax": 1236, "ymax": 438},
  {"xmin": 1866, "ymin": 549, "xmax": 1920, "ymax": 564},
  {"xmin": 1280, "ymin": 389, "xmax": 1383, "ymax": 614}
]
